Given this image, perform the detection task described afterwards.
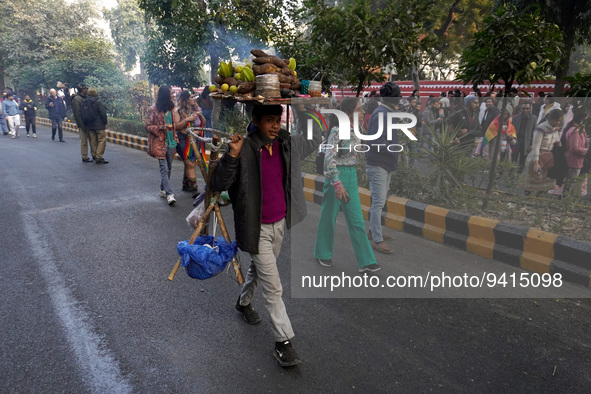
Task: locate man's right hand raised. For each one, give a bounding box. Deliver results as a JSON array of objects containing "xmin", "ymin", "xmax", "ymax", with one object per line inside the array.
[{"xmin": 228, "ymin": 134, "xmax": 244, "ymax": 157}]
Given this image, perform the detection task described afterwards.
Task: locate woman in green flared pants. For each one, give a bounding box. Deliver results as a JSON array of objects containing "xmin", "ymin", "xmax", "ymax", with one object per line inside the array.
[{"xmin": 314, "ymin": 98, "xmax": 380, "ymax": 273}]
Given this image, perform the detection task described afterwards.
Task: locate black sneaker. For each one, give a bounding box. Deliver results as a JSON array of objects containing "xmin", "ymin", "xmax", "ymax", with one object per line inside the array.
[
  {"xmin": 82, "ymin": 158, "xmax": 93, "ymax": 162},
  {"xmin": 359, "ymin": 263, "xmax": 382, "ymax": 273},
  {"xmin": 235, "ymin": 297, "xmax": 261, "ymax": 325},
  {"xmin": 317, "ymin": 258, "xmax": 333, "ymax": 267},
  {"xmin": 95, "ymin": 158, "xmax": 109, "ymax": 164},
  {"xmin": 274, "ymin": 340, "xmax": 301, "ymax": 367}
]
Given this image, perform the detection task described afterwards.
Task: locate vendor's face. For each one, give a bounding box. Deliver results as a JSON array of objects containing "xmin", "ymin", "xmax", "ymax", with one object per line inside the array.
[{"xmin": 254, "ymin": 114, "xmax": 281, "ymax": 140}]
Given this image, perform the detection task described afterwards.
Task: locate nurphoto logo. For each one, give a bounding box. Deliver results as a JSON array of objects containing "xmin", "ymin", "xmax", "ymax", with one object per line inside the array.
[{"xmin": 306, "ymin": 109, "xmax": 418, "ymax": 153}]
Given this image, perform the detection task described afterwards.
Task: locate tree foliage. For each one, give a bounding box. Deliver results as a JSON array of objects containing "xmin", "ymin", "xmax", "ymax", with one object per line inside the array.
[
  {"xmin": 499, "ymin": 0, "xmax": 591, "ymax": 95},
  {"xmin": 103, "ymin": 0, "xmax": 148, "ymax": 74},
  {"xmin": 302, "ymin": 0, "xmax": 432, "ymax": 96},
  {"xmin": 1, "ymin": 0, "xmax": 119, "ymax": 92},
  {"xmin": 143, "ymin": 22, "xmax": 208, "ymax": 88},
  {"xmin": 415, "ymin": 0, "xmax": 494, "ymax": 80},
  {"xmin": 139, "ymin": 0, "xmax": 287, "ymax": 86},
  {"xmin": 458, "ymin": 4, "xmax": 563, "ymax": 91},
  {"xmin": 457, "ymin": 4, "xmax": 563, "ymax": 208}
]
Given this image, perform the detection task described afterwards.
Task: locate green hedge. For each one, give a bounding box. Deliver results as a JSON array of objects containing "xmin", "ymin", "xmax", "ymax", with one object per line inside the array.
[
  {"xmin": 36, "ymin": 108, "xmax": 49, "ymax": 118},
  {"xmin": 35, "ymin": 112, "xmax": 146, "ymax": 137},
  {"xmin": 107, "ymin": 118, "xmax": 147, "ymax": 137}
]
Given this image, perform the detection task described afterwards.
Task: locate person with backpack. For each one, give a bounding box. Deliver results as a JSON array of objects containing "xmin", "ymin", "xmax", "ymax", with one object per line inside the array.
[
  {"xmin": 71, "ymin": 84, "xmax": 96, "ymax": 162},
  {"xmin": 86, "ymin": 88, "xmax": 109, "ymax": 164}
]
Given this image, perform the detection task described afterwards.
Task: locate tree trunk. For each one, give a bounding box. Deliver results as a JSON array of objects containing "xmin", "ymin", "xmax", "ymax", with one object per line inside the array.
[
  {"xmin": 139, "ymin": 61, "xmax": 146, "ymax": 81},
  {"xmin": 411, "ymin": 50, "xmax": 420, "ymax": 92},
  {"xmin": 356, "ymin": 70, "xmax": 366, "ymax": 97},
  {"xmin": 149, "ymin": 81, "xmax": 154, "ymax": 105},
  {"xmin": 433, "ymin": 0, "xmax": 461, "ymax": 37},
  {"xmin": 554, "ymin": 32, "xmax": 576, "ymax": 96},
  {"xmin": 482, "ymin": 81, "xmax": 511, "ymax": 210},
  {"xmin": 0, "ymin": 68, "xmax": 5, "ymax": 91}
]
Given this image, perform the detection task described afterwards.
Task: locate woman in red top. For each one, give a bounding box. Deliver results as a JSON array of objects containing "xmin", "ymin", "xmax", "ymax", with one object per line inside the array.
[
  {"xmin": 145, "ymin": 85, "xmax": 179, "ymax": 205},
  {"xmin": 564, "ymin": 111, "xmax": 589, "ymax": 195}
]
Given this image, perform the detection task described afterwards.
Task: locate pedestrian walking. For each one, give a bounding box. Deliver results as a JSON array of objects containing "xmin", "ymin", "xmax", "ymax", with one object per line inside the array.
[
  {"xmin": 448, "ymin": 95, "xmax": 482, "ymax": 148},
  {"xmin": 523, "ymin": 109, "xmax": 563, "ymax": 195},
  {"xmin": 173, "ymin": 90, "xmax": 203, "ymax": 195},
  {"xmin": 536, "ymin": 94, "xmax": 561, "ymax": 125},
  {"xmin": 0, "ymin": 91, "xmax": 8, "ymax": 135},
  {"xmin": 145, "ymin": 85, "xmax": 178, "ymax": 206},
  {"xmin": 512, "ymin": 100, "xmax": 537, "ymax": 169},
  {"xmin": 71, "ymin": 84, "xmax": 95, "ymax": 161},
  {"xmin": 19, "ymin": 94, "xmax": 37, "ymax": 138},
  {"xmin": 314, "ymin": 98, "xmax": 380, "ymax": 272},
  {"xmin": 210, "ymin": 104, "xmax": 322, "ymax": 367},
  {"xmin": 196, "ymin": 87, "xmax": 213, "ymax": 129},
  {"xmin": 563, "ymin": 111, "xmax": 589, "ymax": 195},
  {"xmin": 421, "ymin": 97, "xmax": 446, "ymax": 148},
  {"xmin": 2, "ymin": 92, "xmax": 20, "ymax": 138},
  {"xmin": 365, "ymin": 82, "xmax": 402, "ymax": 254},
  {"xmin": 86, "ymin": 88, "xmax": 109, "ymax": 164},
  {"xmin": 45, "ymin": 89, "xmax": 66, "ymax": 142}
]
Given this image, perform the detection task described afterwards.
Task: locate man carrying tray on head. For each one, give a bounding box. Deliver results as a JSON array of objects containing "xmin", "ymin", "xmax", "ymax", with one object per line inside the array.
[{"xmin": 211, "ymin": 103, "xmax": 322, "ymax": 367}]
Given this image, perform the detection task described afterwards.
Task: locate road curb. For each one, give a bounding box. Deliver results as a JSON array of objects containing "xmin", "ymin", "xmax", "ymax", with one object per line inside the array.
[
  {"xmin": 302, "ymin": 173, "xmax": 591, "ymax": 289},
  {"xmin": 37, "ymin": 117, "xmax": 209, "ymax": 160}
]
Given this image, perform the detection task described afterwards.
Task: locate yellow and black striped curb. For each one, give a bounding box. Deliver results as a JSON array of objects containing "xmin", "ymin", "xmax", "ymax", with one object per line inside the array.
[
  {"xmin": 36, "ymin": 117, "xmax": 210, "ymax": 161},
  {"xmin": 302, "ymin": 173, "xmax": 591, "ymax": 289}
]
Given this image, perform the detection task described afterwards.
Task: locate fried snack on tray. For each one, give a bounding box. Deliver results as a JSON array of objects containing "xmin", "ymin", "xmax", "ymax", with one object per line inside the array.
[
  {"xmin": 251, "ymin": 49, "xmax": 269, "ymax": 57},
  {"xmin": 237, "ymin": 82, "xmax": 256, "ymax": 94},
  {"xmin": 258, "ymin": 63, "xmax": 281, "ymax": 74}
]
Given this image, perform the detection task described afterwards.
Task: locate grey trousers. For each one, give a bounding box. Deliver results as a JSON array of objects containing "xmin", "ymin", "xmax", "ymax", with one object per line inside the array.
[
  {"xmin": 239, "ymin": 218, "xmax": 294, "ymax": 342},
  {"xmin": 158, "ymin": 147, "xmax": 175, "ymax": 196}
]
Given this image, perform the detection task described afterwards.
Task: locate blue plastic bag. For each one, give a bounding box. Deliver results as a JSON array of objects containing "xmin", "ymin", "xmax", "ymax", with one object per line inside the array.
[{"xmin": 177, "ymin": 235, "xmax": 237, "ymax": 280}]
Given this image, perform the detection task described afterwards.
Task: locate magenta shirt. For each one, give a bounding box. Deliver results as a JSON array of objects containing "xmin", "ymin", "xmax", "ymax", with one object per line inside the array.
[{"xmin": 261, "ymin": 140, "xmax": 286, "ymax": 223}]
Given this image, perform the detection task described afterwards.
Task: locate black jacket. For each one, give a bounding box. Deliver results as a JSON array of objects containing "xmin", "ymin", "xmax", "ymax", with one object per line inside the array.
[
  {"xmin": 365, "ymin": 104, "xmax": 399, "ymax": 172},
  {"xmin": 480, "ymin": 106, "xmax": 499, "ymax": 134},
  {"xmin": 512, "ymin": 113, "xmax": 537, "ymax": 149},
  {"xmin": 211, "ymin": 123, "xmax": 322, "ymax": 254},
  {"xmin": 45, "ymin": 96, "xmax": 66, "ymax": 120},
  {"xmin": 86, "ymin": 96, "xmax": 108, "ymax": 131},
  {"xmin": 19, "ymin": 99, "xmax": 36, "ymax": 118},
  {"xmin": 449, "ymin": 108, "xmax": 482, "ymax": 139}
]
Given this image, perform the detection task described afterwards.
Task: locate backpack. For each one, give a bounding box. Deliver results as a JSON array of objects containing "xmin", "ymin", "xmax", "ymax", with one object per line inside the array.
[{"xmin": 81, "ymin": 97, "xmax": 97, "ymax": 125}]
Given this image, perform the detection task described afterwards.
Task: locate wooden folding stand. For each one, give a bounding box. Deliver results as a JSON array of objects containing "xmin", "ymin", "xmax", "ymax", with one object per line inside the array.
[{"xmin": 168, "ymin": 128, "xmax": 244, "ymax": 284}]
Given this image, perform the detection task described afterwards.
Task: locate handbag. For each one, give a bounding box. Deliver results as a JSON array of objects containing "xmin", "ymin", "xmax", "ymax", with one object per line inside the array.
[{"xmin": 539, "ymin": 151, "xmax": 554, "ymax": 170}]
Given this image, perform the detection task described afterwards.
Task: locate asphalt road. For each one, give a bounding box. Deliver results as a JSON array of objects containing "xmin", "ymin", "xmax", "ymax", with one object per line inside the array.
[{"xmin": 1, "ymin": 124, "xmax": 591, "ymax": 393}]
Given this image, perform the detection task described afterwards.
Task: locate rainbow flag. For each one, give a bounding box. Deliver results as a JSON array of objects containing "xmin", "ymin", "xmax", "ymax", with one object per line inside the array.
[
  {"xmin": 182, "ymin": 121, "xmax": 196, "ymax": 161},
  {"xmin": 481, "ymin": 116, "xmax": 517, "ymax": 151}
]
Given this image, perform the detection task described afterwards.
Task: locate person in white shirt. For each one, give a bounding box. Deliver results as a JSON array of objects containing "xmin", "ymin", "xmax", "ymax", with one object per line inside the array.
[{"xmin": 537, "ymin": 94, "xmax": 561, "ymax": 125}]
